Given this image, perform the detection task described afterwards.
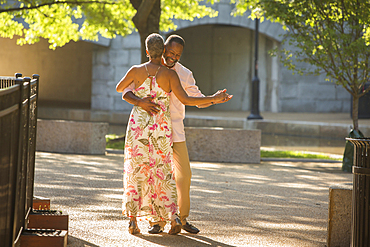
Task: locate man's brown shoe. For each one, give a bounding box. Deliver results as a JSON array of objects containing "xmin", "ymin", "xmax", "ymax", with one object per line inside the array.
[{"xmin": 182, "ymin": 222, "xmax": 199, "ymax": 234}]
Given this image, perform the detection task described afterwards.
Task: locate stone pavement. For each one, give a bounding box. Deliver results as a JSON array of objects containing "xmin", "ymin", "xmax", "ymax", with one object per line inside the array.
[{"xmin": 34, "ymin": 151, "xmax": 352, "ymax": 247}]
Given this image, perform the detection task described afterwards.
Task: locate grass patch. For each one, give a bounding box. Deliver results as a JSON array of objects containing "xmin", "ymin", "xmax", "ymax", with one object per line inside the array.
[
  {"xmin": 261, "ymin": 149, "xmax": 341, "ymax": 161},
  {"xmin": 105, "ymin": 134, "xmax": 342, "ymax": 161},
  {"xmin": 106, "ymin": 134, "xmax": 125, "ymax": 150}
]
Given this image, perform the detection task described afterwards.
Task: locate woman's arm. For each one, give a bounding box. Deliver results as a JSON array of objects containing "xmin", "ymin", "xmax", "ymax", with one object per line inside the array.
[
  {"xmin": 116, "ymin": 67, "xmax": 136, "ymax": 92},
  {"xmin": 169, "ymin": 71, "xmax": 228, "ymax": 106}
]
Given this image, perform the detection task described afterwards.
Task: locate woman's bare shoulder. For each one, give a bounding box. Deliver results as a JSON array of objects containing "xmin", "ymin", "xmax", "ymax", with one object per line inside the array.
[
  {"xmin": 160, "ymin": 66, "xmax": 176, "ymax": 77},
  {"xmin": 127, "ymin": 64, "xmax": 146, "ymax": 75}
]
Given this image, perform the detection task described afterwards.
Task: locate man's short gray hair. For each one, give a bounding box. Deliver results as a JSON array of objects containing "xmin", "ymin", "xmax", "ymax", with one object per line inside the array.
[{"xmin": 145, "ymin": 33, "xmax": 164, "ymax": 59}]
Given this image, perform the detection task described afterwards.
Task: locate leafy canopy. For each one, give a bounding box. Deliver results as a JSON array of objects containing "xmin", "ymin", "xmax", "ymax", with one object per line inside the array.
[
  {"xmin": 231, "ymin": 0, "xmax": 370, "ymax": 92},
  {"xmin": 0, "ymin": 0, "xmax": 217, "ymax": 49},
  {"xmin": 231, "ymin": 0, "xmax": 370, "ymax": 130}
]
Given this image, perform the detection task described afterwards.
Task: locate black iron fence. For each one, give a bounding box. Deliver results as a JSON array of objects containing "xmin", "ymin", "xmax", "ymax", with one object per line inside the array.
[
  {"xmin": 346, "ymin": 137, "xmax": 370, "ymax": 247},
  {"xmin": 0, "ymin": 73, "xmax": 39, "ymax": 247}
]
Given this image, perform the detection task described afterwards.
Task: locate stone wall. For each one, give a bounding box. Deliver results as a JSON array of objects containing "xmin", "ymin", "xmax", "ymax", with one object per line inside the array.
[
  {"xmin": 279, "ymin": 41, "xmax": 351, "ymax": 113},
  {"xmin": 91, "ymin": 34, "xmax": 142, "ymax": 112},
  {"xmin": 90, "ymin": 0, "xmax": 351, "ymax": 115}
]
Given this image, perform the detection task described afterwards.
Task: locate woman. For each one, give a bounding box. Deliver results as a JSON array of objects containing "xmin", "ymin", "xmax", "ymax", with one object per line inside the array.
[{"xmin": 116, "ymin": 33, "xmax": 228, "ymax": 235}]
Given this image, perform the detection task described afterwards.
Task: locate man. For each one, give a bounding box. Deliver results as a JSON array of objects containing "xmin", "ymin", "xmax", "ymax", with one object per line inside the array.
[{"xmin": 121, "ymin": 34, "xmax": 232, "ymax": 234}]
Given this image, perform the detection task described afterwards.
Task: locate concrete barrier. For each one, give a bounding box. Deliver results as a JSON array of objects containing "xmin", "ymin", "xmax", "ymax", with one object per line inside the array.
[
  {"xmin": 327, "ymin": 183, "xmax": 352, "ymax": 247},
  {"xmin": 36, "ymin": 119, "xmax": 109, "ymax": 155},
  {"xmin": 185, "ymin": 127, "xmax": 261, "ymax": 163}
]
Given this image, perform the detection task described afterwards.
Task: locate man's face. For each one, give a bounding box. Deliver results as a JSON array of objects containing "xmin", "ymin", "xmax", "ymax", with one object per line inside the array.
[{"xmin": 163, "ymin": 42, "xmax": 184, "ymax": 68}]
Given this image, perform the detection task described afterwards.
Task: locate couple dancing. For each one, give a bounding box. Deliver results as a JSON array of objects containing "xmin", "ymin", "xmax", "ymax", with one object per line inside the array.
[{"xmin": 116, "ymin": 33, "xmax": 232, "ymax": 235}]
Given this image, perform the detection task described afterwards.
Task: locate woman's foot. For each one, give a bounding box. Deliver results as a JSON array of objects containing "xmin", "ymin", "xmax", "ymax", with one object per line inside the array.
[
  {"xmin": 129, "ymin": 220, "xmax": 140, "ymax": 235},
  {"xmin": 168, "ymin": 217, "xmax": 182, "ymax": 235}
]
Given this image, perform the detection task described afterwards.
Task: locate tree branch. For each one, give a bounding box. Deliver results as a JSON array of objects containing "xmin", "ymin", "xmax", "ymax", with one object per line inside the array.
[{"xmin": 0, "ymin": 0, "xmax": 116, "ymax": 13}]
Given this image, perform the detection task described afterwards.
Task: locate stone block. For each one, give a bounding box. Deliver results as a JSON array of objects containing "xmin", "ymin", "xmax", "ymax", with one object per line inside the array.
[
  {"xmin": 91, "ymin": 81, "xmax": 109, "ymax": 96},
  {"xmin": 129, "ymin": 49, "xmax": 141, "ymax": 66},
  {"xmin": 110, "ymin": 111, "xmax": 130, "ymax": 124},
  {"xmin": 95, "ymin": 50, "xmax": 110, "ymax": 65},
  {"xmin": 36, "ymin": 120, "xmax": 109, "ymax": 155},
  {"xmin": 217, "ymin": 3, "xmax": 232, "ymax": 24},
  {"xmin": 91, "ymin": 95, "xmax": 113, "ymax": 111},
  {"xmin": 90, "ymin": 111, "xmax": 111, "ymax": 122},
  {"xmin": 280, "ymin": 99, "xmax": 317, "ymax": 112},
  {"xmin": 319, "ymin": 124, "xmax": 350, "ymax": 139},
  {"xmin": 110, "ymin": 36, "xmax": 123, "ymax": 50},
  {"xmin": 122, "ymin": 33, "xmax": 140, "ymax": 49},
  {"xmin": 280, "ymin": 83, "xmax": 299, "ymax": 99},
  {"xmin": 299, "ymin": 83, "xmax": 336, "ymax": 100},
  {"xmin": 92, "ymin": 64, "xmax": 114, "ymax": 81},
  {"xmin": 109, "ymin": 50, "xmax": 130, "ymax": 67},
  {"xmin": 327, "ymin": 183, "xmax": 352, "ymax": 247},
  {"xmin": 185, "ymin": 127, "xmax": 261, "ymax": 163},
  {"xmin": 315, "ymin": 100, "xmax": 344, "ymax": 113},
  {"xmin": 68, "ymin": 109, "xmax": 91, "ymax": 122},
  {"xmin": 254, "ymin": 121, "xmax": 287, "ymax": 135},
  {"xmin": 113, "ymin": 97, "xmax": 133, "ymax": 112},
  {"xmin": 286, "ymin": 122, "xmax": 320, "ymax": 137}
]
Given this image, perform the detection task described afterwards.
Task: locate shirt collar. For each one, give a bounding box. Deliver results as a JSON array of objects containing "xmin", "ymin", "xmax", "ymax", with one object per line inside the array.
[{"xmin": 171, "ymin": 62, "xmax": 180, "ymax": 71}]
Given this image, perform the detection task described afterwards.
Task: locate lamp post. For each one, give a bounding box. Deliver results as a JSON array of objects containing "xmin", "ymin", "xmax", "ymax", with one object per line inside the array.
[{"xmin": 247, "ymin": 18, "xmax": 263, "ymax": 120}]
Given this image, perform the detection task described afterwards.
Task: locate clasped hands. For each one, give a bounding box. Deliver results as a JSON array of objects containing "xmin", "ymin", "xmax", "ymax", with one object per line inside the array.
[{"xmin": 213, "ymin": 89, "xmax": 233, "ymax": 104}]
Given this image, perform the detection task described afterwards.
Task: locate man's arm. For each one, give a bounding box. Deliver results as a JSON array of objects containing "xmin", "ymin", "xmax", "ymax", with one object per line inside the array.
[{"xmin": 184, "ymin": 73, "xmax": 232, "ymax": 108}]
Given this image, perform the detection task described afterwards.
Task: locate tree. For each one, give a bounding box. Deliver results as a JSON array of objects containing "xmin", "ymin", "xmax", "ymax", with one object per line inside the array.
[
  {"xmin": 0, "ymin": 0, "xmax": 217, "ymax": 62},
  {"xmin": 232, "ymin": 0, "xmax": 370, "ymax": 131}
]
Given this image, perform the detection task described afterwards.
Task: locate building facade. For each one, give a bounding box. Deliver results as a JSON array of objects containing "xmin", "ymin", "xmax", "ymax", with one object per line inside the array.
[
  {"xmin": 92, "ymin": 1, "xmax": 350, "ymax": 115},
  {"xmin": 0, "ymin": 1, "xmax": 351, "ymax": 124}
]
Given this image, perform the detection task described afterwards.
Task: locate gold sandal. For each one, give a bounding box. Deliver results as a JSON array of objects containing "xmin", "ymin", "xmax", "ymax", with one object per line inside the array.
[
  {"xmin": 129, "ymin": 220, "xmax": 140, "ymax": 234},
  {"xmin": 168, "ymin": 217, "xmax": 182, "ymax": 235}
]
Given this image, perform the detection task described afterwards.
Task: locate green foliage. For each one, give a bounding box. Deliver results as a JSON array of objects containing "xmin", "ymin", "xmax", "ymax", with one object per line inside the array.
[
  {"xmin": 161, "ymin": 0, "xmax": 217, "ymax": 31},
  {"xmin": 106, "ymin": 134, "xmax": 125, "ymax": 150},
  {"xmin": 233, "ymin": 0, "xmax": 370, "ymax": 131},
  {"xmin": 261, "ymin": 149, "xmax": 341, "ymax": 161},
  {"xmin": 0, "ymin": 0, "xmax": 134, "ymax": 49},
  {"xmin": 233, "ymin": 0, "xmax": 370, "ymax": 92},
  {"xmin": 0, "ymin": 0, "xmax": 216, "ymax": 49}
]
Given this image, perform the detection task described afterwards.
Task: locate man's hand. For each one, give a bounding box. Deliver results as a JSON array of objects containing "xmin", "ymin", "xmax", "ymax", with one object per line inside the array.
[
  {"xmin": 123, "ymin": 91, "xmax": 160, "ymax": 115},
  {"xmin": 137, "ymin": 96, "xmax": 160, "ymax": 115}
]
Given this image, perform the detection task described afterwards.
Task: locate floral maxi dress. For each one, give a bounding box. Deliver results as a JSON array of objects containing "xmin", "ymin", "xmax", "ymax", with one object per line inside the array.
[{"xmin": 123, "ymin": 65, "xmax": 177, "ymax": 223}]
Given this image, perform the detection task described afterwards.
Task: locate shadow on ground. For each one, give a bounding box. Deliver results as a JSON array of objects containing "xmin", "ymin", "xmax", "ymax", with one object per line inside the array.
[
  {"xmin": 68, "ymin": 236, "xmax": 100, "ymax": 247},
  {"xmin": 34, "ymin": 152, "xmax": 352, "ymax": 247}
]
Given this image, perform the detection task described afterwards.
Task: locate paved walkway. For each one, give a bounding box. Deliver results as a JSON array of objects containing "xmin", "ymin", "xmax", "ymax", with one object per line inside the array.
[{"xmin": 34, "ymin": 151, "xmax": 352, "ymax": 247}]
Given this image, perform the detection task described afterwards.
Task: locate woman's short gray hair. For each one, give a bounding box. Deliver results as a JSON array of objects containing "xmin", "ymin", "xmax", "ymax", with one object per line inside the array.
[{"xmin": 145, "ymin": 33, "xmax": 164, "ymax": 59}]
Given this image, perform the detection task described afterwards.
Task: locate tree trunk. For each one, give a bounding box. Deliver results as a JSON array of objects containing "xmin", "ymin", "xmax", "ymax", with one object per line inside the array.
[
  {"xmin": 130, "ymin": 0, "xmax": 161, "ymax": 63},
  {"xmin": 352, "ymin": 94, "xmax": 359, "ymax": 131}
]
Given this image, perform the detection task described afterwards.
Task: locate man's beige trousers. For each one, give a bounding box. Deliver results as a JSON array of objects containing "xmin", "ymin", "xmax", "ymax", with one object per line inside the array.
[{"xmin": 149, "ymin": 141, "xmax": 191, "ymax": 227}]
